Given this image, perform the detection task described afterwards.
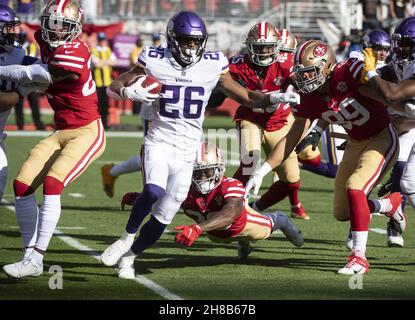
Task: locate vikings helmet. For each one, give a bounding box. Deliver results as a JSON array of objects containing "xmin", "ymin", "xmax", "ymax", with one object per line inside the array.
[
  {"xmin": 245, "ymin": 22, "xmax": 280, "ymax": 67},
  {"xmin": 363, "ymin": 29, "xmax": 391, "ymax": 50},
  {"xmin": 279, "ymin": 29, "xmax": 297, "ymax": 53},
  {"xmin": 40, "ymin": 0, "xmax": 84, "ymax": 48},
  {"xmin": 192, "ymin": 142, "xmax": 225, "ymax": 195},
  {"xmin": 0, "ymin": 4, "xmax": 24, "ymax": 48},
  {"xmin": 293, "ymin": 40, "xmax": 336, "ymax": 93},
  {"xmin": 166, "ymin": 11, "xmax": 208, "ymax": 67},
  {"xmin": 390, "ymin": 16, "xmax": 415, "ymax": 78}
]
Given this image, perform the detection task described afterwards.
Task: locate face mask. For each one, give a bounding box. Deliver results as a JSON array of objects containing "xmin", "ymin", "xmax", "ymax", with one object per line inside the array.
[{"xmin": 198, "ymin": 180, "xmax": 214, "ymax": 194}]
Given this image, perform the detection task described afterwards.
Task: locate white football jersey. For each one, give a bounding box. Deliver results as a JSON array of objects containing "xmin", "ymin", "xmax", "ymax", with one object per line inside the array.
[
  {"xmin": 0, "ymin": 46, "xmax": 26, "ymax": 142},
  {"xmin": 138, "ymin": 46, "xmax": 229, "ymax": 160}
]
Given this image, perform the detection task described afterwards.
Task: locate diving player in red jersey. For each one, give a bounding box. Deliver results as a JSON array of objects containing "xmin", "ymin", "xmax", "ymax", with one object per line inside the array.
[
  {"xmin": 208, "ymin": 22, "xmax": 309, "ymax": 220},
  {"xmin": 1, "ymin": 0, "xmax": 106, "ymax": 279},
  {"xmin": 120, "ymin": 142, "xmax": 303, "ymax": 266},
  {"xmin": 245, "ymin": 40, "xmax": 406, "ymax": 275}
]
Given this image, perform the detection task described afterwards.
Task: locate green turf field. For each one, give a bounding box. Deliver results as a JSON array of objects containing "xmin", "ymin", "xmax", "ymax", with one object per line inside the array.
[{"xmin": 1, "ymin": 116, "xmax": 415, "ymax": 300}]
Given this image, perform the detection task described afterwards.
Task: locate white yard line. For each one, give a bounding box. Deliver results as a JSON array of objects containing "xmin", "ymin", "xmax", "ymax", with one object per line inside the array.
[
  {"xmin": 68, "ymin": 193, "xmax": 86, "ymax": 198},
  {"xmin": 1, "ymin": 200, "xmax": 184, "ymax": 300}
]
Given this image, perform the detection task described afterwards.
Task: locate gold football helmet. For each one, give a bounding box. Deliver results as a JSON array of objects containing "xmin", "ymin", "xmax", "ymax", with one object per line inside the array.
[
  {"xmin": 192, "ymin": 142, "xmax": 225, "ymax": 195},
  {"xmin": 279, "ymin": 29, "xmax": 297, "ymax": 53},
  {"xmin": 40, "ymin": 0, "xmax": 84, "ymax": 48},
  {"xmin": 245, "ymin": 22, "xmax": 280, "ymax": 66},
  {"xmin": 293, "ymin": 40, "xmax": 336, "ymax": 93}
]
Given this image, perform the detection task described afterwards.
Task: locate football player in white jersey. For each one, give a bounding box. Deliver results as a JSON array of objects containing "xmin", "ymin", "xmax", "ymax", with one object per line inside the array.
[
  {"xmin": 362, "ymin": 17, "xmax": 415, "ymax": 247},
  {"xmin": 0, "ymin": 5, "xmax": 27, "ymax": 201},
  {"xmin": 102, "ymin": 11, "xmax": 300, "ymax": 278}
]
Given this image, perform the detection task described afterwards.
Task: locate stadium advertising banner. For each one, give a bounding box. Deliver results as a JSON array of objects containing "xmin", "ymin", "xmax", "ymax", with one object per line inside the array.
[{"xmin": 112, "ymin": 33, "xmax": 138, "ymax": 69}]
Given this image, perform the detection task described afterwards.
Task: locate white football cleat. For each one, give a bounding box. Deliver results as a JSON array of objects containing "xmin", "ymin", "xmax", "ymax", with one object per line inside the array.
[
  {"xmin": 118, "ymin": 255, "xmax": 136, "ymax": 280},
  {"xmin": 337, "ymin": 254, "xmax": 369, "ymax": 275},
  {"xmin": 101, "ymin": 239, "xmax": 132, "ymax": 267},
  {"xmin": 387, "ymin": 221, "xmax": 404, "ymax": 248},
  {"xmin": 3, "ymin": 258, "xmax": 43, "ymax": 278}
]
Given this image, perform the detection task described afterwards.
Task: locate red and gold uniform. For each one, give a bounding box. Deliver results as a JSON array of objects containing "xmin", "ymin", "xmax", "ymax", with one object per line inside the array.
[
  {"xmin": 181, "ymin": 176, "xmax": 273, "ymax": 242},
  {"xmin": 16, "ymin": 29, "xmax": 106, "ymax": 191},
  {"xmin": 293, "ymin": 58, "xmax": 398, "ymax": 220}
]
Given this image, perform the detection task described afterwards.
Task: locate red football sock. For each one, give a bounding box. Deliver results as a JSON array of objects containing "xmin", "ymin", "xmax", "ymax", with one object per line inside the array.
[
  {"xmin": 347, "ymin": 189, "xmax": 370, "ymax": 231},
  {"xmin": 255, "ymin": 181, "xmax": 290, "ymax": 211},
  {"xmin": 298, "ymin": 154, "xmax": 321, "ymax": 167},
  {"xmin": 287, "ymin": 181, "xmax": 301, "ymax": 206}
]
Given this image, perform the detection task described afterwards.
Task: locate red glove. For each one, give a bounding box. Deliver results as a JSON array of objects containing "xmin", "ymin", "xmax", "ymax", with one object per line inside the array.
[
  {"xmin": 174, "ymin": 224, "xmax": 203, "ymax": 247},
  {"xmin": 121, "ymin": 192, "xmax": 140, "ymax": 210}
]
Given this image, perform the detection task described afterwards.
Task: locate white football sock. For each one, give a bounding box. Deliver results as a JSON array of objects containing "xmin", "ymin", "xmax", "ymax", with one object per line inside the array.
[
  {"xmin": 121, "ymin": 230, "xmax": 136, "ymax": 245},
  {"xmin": 15, "ymin": 193, "xmax": 39, "ymax": 249},
  {"xmin": 35, "ymin": 195, "xmax": 61, "ymax": 251},
  {"xmin": 371, "ymin": 199, "xmax": 392, "ymax": 213},
  {"xmin": 31, "ymin": 249, "xmax": 44, "ymax": 265},
  {"xmin": 351, "ymin": 231, "xmax": 368, "ymax": 258},
  {"xmin": 110, "ymin": 155, "xmax": 141, "ymax": 177}
]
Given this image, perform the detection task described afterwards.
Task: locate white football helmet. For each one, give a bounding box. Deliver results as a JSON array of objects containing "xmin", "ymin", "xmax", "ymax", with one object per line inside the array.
[
  {"xmin": 40, "ymin": 0, "xmax": 84, "ymax": 48},
  {"xmin": 192, "ymin": 142, "xmax": 225, "ymax": 195},
  {"xmin": 245, "ymin": 21, "xmax": 280, "ymax": 66}
]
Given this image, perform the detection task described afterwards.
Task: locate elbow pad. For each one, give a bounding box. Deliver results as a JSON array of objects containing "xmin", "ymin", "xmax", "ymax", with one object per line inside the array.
[{"xmin": 0, "ymin": 64, "xmax": 52, "ymax": 84}]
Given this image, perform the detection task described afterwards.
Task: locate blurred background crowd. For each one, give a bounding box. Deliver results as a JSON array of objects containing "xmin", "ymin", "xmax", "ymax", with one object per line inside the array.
[{"xmin": 5, "ymin": 0, "xmax": 415, "ymax": 131}]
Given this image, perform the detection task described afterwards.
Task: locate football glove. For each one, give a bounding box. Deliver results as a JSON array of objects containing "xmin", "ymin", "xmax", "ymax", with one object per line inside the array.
[
  {"xmin": 360, "ymin": 48, "xmax": 377, "ymax": 84},
  {"xmin": 121, "ymin": 192, "xmax": 140, "ymax": 211},
  {"xmin": 17, "ymin": 82, "xmax": 49, "ymax": 97},
  {"xmin": 269, "ymin": 91, "xmax": 300, "ymax": 105},
  {"xmin": 121, "ymin": 77, "xmax": 160, "ymax": 102},
  {"xmin": 174, "ymin": 224, "xmax": 203, "ymax": 247},
  {"xmin": 295, "ymin": 128, "xmax": 322, "ymax": 154}
]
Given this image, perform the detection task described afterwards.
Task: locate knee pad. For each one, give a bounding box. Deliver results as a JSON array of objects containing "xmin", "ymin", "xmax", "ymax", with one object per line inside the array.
[
  {"xmin": 43, "ymin": 176, "xmax": 64, "ymax": 195},
  {"xmin": 13, "ymin": 179, "xmax": 35, "ymax": 197},
  {"xmin": 143, "ymin": 183, "xmax": 165, "ymax": 204}
]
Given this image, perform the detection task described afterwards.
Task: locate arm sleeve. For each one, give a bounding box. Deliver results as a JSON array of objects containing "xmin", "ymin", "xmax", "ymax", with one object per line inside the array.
[
  {"xmin": 206, "ymin": 85, "xmax": 227, "ymax": 109},
  {"xmin": 0, "ymin": 64, "xmax": 52, "ymax": 84}
]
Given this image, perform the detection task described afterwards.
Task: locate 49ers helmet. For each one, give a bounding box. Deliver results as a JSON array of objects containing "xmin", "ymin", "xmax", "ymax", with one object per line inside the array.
[
  {"xmin": 293, "ymin": 40, "xmax": 336, "ymax": 93},
  {"xmin": 192, "ymin": 142, "xmax": 225, "ymax": 195},
  {"xmin": 245, "ymin": 22, "xmax": 280, "ymax": 66},
  {"xmin": 40, "ymin": 0, "xmax": 84, "ymax": 48},
  {"xmin": 279, "ymin": 29, "xmax": 297, "ymax": 53}
]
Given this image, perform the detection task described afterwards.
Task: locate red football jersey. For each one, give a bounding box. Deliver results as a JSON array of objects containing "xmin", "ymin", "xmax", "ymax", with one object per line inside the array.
[
  {"xmin": 35, "ymin": 29, "xmax": 100, "ymax": 130},
  {"xmin": 293, "ymin": 58, "xmax": 390, "ymax": 141},
  {"xmin": 181, "ymin": 176, "xmax": 247, "ymax": 239},
  {"xmin": 230, "ymin": 54, "xmax": 293, "ymax": 131}
]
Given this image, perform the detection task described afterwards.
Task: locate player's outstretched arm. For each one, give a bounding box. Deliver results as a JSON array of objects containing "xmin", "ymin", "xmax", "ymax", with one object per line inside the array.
[
  {"xmin": 246, "ymin": 117, "xmax": 311, "ymax": 195},
  {"xmin": 197, "ymin": 198, "xmax": 243, "ymax": 232},
  {"xmin": 217, "ymin": 72, "xmax": 300, "ymax": 109}
]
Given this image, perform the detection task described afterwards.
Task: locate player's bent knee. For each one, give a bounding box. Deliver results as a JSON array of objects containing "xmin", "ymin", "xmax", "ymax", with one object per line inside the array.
[
  {"xmin": 143, "ymin": 183, "xmax": 165, "ymax": 204},
  {"xmin": 13, "ymin": 179, "xmax": 35, "ymax": 197},
  {"xmin": 43, "ymin": 176, "xmax": 64, "ymax": 195}
]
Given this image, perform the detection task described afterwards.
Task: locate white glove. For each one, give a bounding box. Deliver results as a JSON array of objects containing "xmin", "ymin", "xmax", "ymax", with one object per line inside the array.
[
  {"xmin": 404, "ymin": 102, "xmax": 415, "ymax": 119},
  {"xmin": 269, "ymin": 91, "xmax": 300, "ymax": 105},
  {"xmin": 17, "ymin": 82, "xmax": 49, "ymax": 97},
  {"xmin": 121, "ymin": 77, "xmax": 160, "ymax": 102},
  {"xmin": 244, "ymin": 162, "xmax": 273, "ymax": 196}
]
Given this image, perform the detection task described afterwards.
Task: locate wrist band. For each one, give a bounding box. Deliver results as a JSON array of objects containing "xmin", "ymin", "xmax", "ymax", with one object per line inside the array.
[
  {"xmin": 366, "ymin": 70, "xmax": 378, "ymax": 80},
  {"xmin": 256, "ymin": 161, "xmax": 273, "ymax": 177}
]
